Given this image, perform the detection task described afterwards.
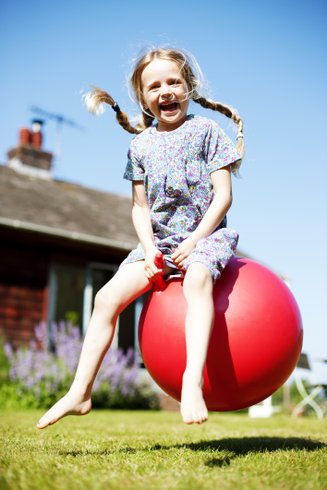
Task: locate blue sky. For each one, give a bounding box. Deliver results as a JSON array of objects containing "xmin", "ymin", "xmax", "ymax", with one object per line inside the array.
[{"xmin": 1, "ymin": 0, "xmax": 326, "ymax": 363}]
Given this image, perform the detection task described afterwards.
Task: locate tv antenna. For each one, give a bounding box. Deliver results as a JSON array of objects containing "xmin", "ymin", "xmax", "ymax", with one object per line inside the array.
[{"xmin": 30, "ymin": 106, "xmax": 85, "ymax": 162}]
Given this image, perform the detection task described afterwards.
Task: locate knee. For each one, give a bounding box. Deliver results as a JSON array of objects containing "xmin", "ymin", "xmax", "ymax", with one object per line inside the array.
[
  {"xmin": 183, "ymin": 263, "xmax": 213, "ymax": 298},
  {"xmin": 94, "ymin": 285, "xmax": 120, "ymax": 316}
]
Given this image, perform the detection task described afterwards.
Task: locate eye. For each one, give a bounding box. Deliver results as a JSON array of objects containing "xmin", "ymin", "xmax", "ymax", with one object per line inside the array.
[
  {"xmin": 169, "ymin": 79, "xmax": 182, "ymax": 86},
  {"xmin": 148, "ymin": 84, "xmax": 160, "ymax": 92}
]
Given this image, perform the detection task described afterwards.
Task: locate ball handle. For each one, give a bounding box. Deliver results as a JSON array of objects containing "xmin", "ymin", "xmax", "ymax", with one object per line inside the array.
[{"xmin": 153, "ymin": 253, "xmax": 167, "ymax": 291}]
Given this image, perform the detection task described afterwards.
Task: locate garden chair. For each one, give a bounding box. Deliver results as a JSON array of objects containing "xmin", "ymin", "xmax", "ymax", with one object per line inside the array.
[{"xmin": 292, "ymin": 353, "xmax": 327, "ymax": 419}]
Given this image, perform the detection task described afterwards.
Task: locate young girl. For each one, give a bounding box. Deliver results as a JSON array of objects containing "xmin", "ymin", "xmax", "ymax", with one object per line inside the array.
[{"xmin": 37, "ymin": 47, "xmax": 244, "ymax": 428}]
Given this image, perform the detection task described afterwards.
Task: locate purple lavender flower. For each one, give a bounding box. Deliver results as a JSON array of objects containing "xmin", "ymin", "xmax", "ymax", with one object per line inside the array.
[{"xmin": 2, "ymin": 321, "xmax": 158, "ymax": 409}]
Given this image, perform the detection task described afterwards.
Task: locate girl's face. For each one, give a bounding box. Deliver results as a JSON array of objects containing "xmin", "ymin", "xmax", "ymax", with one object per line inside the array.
[{"xmin": 140, "ymin": 58, "xmax": 190, "ymax": 132}]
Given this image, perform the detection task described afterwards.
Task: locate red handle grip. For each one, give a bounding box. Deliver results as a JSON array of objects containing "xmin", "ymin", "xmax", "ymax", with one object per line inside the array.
[{"xmin": 153, "ymin": 253, "xmax": 166, "ymax": 291}]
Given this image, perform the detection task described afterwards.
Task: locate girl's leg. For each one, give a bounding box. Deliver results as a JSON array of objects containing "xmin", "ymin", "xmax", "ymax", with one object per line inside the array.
[
  {"xmin": 37, "ymin": 261, "xmax": 151, "ymax": 429},
  {"xmin": 180, "ymin": 262, "xmax": 214, "ymax": 424}
]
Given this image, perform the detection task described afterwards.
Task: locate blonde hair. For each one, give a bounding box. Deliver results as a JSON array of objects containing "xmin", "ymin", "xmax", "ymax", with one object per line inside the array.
[{"xmin": 84, "ymin": 47, "xmax": 244, "ymax": 172}]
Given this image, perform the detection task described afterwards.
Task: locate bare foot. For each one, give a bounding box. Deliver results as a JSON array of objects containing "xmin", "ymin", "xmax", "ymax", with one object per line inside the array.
[
  {"xmin": 36, "ymin": 390, "xmax": 92, "ymax": 429},
  {"xmin": 180, "ymin": 374, "xmax": 208, "ymax": 424}
]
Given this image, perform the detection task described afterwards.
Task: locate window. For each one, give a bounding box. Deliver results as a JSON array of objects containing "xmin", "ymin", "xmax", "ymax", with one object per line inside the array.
[
  {"xmin": 48, "ymin": 263, "xmax": 85, "ymax": 327},
  {"xmin": 83, "ymin": 263, "xmax": 116, "ymax": 335},
  {"xmin": 48, "ymin": 261, "xmax": 145, "ymax": 353}
]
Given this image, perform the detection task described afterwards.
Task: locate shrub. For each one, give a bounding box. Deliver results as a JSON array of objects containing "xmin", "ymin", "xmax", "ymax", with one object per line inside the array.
[
  {"xmin": 0, "ymin": 322, "xmax": 160, "ymax": 410},
  {"xmin": 0, "ymin": 336, "xmax": 10, "ymax": 383}
]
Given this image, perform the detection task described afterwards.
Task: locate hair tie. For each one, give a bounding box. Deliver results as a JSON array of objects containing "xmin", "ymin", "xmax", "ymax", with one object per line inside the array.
[
  {"xmin": 112, "ymin": 103, "xmax": 121, "ymax": 113},
  {"xmin": 236, "ymin": 134, "xmax": 244, "ymax": 139}
]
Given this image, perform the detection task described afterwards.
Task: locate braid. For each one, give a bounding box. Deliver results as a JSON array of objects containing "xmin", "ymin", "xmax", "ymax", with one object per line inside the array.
[
  {"xmin": 193, "ymin": 93, "xmax": 244, "ymax": 173},
  {"xmin": 136, "ymin": 111, "xmax": 155, "ymax": 131},
  {"xmin": 83, "ymin": 87, "xmax": 141, "ymax": 135}
]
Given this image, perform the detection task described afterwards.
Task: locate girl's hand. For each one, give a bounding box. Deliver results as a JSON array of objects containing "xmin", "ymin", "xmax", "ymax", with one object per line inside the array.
[
  {"xmin": 171, "ymin": 236, "xmax": 197, "ymax": 269},
  {"xmin": 144, "ymin": 248, "xmax": 163, "ymax": 281}
]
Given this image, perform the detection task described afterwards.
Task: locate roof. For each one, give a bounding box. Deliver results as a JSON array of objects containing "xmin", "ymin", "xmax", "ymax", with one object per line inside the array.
[{"xmin": 0, "ymin": 165, "xmax": 138, "ymax": 251}]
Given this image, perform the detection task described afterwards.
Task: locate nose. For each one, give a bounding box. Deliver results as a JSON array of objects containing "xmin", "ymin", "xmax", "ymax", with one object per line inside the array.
[{"xmin": 160, "ymin": 84, "xmax": 173, "ymax": 99}]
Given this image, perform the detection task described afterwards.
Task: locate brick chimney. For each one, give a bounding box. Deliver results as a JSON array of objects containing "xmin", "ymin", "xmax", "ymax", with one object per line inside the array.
[{"xmin": 7, "ymin": 120, "xmax": 53, "ymax": 179}]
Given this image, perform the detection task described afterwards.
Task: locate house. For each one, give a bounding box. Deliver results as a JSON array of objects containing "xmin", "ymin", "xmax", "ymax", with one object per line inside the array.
[{"xmin": 0, "ymin": 121, "xmax": 140, "ymax": 350}]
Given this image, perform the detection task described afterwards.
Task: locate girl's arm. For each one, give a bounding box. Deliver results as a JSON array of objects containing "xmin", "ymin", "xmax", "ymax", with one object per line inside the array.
[
  {"xmin": 171, "ymin": 166, "xmax": 233, "ymax": 268},
  {"xmin": 131, "ymin": 181, "xmax": 163, "ymax": 280}
]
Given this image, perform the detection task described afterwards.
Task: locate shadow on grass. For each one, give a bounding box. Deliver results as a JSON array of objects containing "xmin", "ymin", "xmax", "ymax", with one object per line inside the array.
[
  {"xmin": 179, "ymin": 436, "xmax": 326, "ymax": 454},
  {"xmin": 60, "ymin": 437, "xmax": 326, "ymax": 465},
  {"xmin": 172, "ymin": 437, "xmax": 327, "ymax": 467}
]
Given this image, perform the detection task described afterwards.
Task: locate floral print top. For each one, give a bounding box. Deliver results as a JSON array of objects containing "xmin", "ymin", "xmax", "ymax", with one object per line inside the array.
[{"xmin": 123, "ymin": 114, "xmax": 240, "ymax": 256}]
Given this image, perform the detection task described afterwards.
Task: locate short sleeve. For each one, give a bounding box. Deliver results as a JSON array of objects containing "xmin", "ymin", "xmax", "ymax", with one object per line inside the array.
[
  {"xmin": 123, "ymin": 139, "xmax": 145, "ymax": 181},
  {"xmin": 205, "ymin": 120, "xmax": 241, "ymax": 174}
]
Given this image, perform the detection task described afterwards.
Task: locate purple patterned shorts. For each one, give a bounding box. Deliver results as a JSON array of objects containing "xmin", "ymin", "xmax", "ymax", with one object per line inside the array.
[
  {"xmin": 120, "ymin": 227, "xmax": 239, "ymax": 282},
  {"xmin": 183, "ymin": 227, "xmax": 239, "ymax": 281}
]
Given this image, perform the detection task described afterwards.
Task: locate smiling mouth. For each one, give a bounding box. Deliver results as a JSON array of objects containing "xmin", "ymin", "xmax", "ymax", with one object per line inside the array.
[{"xmin": 160, "ymin": 102, "xmax": 179, "ymax": 112}]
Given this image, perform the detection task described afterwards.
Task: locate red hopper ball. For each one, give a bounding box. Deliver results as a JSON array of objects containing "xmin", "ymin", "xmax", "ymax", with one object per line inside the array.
[{"xmin": 139, "ymin": 257, "xmax": 303, "ymax": 411}]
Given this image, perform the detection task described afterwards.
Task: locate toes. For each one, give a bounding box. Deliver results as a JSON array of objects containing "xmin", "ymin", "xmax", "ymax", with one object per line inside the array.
[
  {"xmin": 181, "ymin": 410, "xmax": 193, "ymax": 424},
  {"xmin": 182, "ymin": 413, "xmax": 208, "ymax": 425},
  {"xmin": 181, "ymin": 409, "xmax": 208, "ymax": 425},
  {"xmin": 36, "ymin": 412, "xmax": 57, "ymax": 429},
  {"xmin": 37, "ymin": 419, "xmax": 50, "ymax": 429},
  {"xmin": 194, "ymin": 414, "xmax": 207, "ymax": 424}
]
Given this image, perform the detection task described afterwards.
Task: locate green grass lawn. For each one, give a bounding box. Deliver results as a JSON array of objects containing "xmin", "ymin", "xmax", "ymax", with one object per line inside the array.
[{"xmin": 0, "ymin": 409, "xmax": 326, "ymax": 490}]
